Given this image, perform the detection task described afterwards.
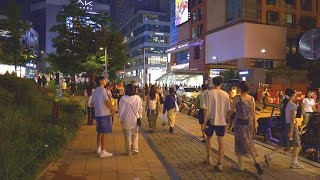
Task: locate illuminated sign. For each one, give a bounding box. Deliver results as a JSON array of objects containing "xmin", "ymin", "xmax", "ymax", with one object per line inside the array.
[
  {"xmin": 77, "ymin": 0, "xmax": 93, "ymax": 10},
  {"xmin": 175, "ymin": 0, "xmax": 189, "ymax": 26},
  {"xmin": 239, "ymin": 71, "xmax": 249, "ymax": 75},
  {"xmin": 172, "ymin": 63, "xmax": 189, "ymax": 71}
]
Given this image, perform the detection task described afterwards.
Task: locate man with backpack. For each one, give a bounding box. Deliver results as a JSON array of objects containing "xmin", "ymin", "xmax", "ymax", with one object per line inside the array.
[{"xmin": 195, "ymin": 83, "xmax": 208, "ymax": 143}]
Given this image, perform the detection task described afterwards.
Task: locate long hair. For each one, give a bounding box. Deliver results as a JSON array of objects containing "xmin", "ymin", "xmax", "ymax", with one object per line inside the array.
[
  {"xmin": 280, "ymin": 88, "xmax": 295, "ymax": 116},
  {"xmin": 149, "ymin": 85, "xmax": 157, "ymax": 100}
]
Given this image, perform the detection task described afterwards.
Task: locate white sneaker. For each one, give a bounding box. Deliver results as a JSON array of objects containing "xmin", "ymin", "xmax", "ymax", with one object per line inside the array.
[
  {"xmin": 96, "ymin": 147, "xmax": 101, "ymax": 154},
  {"xmin": 132, "ymin": 149, "xmax": 139, "ymax": 154},
  {"xmin": 100, "ymin": 150, "xmax": 113, "ymax": 158},
  {"xmin": 290, "ymin": 163, "xmax": 304, "ymax": 169}
]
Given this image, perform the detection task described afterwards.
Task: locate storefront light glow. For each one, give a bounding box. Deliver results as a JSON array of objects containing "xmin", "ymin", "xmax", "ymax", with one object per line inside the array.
[{"xmin": 239, "ymin": 71, "xmax": 249, "ymax": 75}]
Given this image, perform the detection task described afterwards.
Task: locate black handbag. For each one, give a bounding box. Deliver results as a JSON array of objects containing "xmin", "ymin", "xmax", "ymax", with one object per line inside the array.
[{"xmin": 137, "ymin": 118, "xmax": 142, "ymax": 126}]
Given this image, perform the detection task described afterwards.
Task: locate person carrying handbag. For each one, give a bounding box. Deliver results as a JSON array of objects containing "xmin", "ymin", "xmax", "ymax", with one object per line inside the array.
[
  {"xmin": 118, "ymin": 84, "xmax": 143, "ymax": 156},
  {"xmin": 146, "ymin": 85, "xmax": 160, "ymax": 133},
  {"xmin": 163, "ymin": 87, "xmax": 178, "ymax": 134},
  {"xmin": 229, "ymin": 81, "xmax": 263, "ymax": 175}
]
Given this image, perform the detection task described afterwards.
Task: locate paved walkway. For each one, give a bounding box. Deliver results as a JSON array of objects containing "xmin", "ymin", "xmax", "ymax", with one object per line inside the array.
[
  {"xmin": 140, "ymin": 116, "xmax": 257, "ymax": 180},
  {"xmin": 174, "ymin": 112, "xmax": 320, "ymax": 180},
  {"xmin": 40, "ymin": 115, "xmax": 170, "ymax": 180}
]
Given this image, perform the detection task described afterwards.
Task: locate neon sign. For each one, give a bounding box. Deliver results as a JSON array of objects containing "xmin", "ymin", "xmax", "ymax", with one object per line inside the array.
[{"xmin": 77, "ymin": 0, "xmax": 93, "ymax": 10}]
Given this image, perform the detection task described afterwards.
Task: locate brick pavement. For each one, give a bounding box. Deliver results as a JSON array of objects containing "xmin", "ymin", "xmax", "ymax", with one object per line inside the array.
[
  {"xmin": 40, "ymin": 114, "xmax": 170, "ymax": 180},
  {"xmin": 174, "ymin": 112, "xmax": 320, "ymax": 180},
  {"xmin": 140, "ymin": 115, "xmax": 258, "ymax": 180}
]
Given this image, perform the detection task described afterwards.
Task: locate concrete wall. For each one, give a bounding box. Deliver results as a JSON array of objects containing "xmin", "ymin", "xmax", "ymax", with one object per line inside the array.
[{"xmin": 205, "ymin": 23, "xmax": 287, "ymax": 64}]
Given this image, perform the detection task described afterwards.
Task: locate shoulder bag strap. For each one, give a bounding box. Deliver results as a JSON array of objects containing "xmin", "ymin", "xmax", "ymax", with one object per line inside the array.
[{"xmin": 128, "ymin": 96, "xmax": 139, "ymax": 118}]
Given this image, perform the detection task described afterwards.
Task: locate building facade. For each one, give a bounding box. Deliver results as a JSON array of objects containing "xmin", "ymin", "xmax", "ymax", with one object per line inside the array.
[
  {"xmin": 31, "ymin": 0, "xmax": 110, "ymax": 54},
  {"xmin": 205, "ymin": 0, "xmax": 320, "ymax": 85},
  {"xmin": 111, "ymin": 0, "xmax": 169, "ymax": 29},
  {"xmin": 121, "ymin": 10, "xmax": 170, "ymax": 85}
]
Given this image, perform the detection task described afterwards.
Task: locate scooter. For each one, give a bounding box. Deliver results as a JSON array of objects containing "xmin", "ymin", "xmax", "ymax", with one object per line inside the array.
[{"xmin": 257, "ymin": 106, "xmax": 281, "ymax": 144}]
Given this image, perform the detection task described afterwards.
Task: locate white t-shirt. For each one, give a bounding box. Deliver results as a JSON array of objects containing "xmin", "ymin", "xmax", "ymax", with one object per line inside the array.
[
  {"xmin": 285, "ymin": 102, "xmax": 297, "ymax": 124},
  {"xmin": 302, "ymin": 98, "xmax": 315, "ymax": 113},
  {"xmin": 203, "ymin": 89, "xmax": 231, "ymax": 126},
  {"xmin": 91, "ymin": 87, "xmax": 110, "ymax": 117}
]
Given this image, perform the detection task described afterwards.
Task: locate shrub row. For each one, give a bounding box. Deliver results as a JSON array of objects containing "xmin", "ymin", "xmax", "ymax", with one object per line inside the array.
[{"xmin": 0, "ymin": 73, "xmax": 84, "ymax": 180}]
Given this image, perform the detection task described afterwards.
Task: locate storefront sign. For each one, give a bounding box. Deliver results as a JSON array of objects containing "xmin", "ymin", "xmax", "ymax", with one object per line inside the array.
[
  {"xmin": 77, "ymin": 0, "xmax": 93, "ymax": 6},
  {"xmin": 239, "ymin": 71, "xmax": 249, "ymax": 75},
  {"xmin": 171, "ymin": 63, "xmax": 189, "ymax": 71}
]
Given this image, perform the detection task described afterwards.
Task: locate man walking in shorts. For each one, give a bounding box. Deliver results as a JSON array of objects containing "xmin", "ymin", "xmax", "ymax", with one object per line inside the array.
[
  {"xmin": 195, "ymin": 83, "xmax": 208, "ymax": 143},
  {"xmin": 91, "ymin": 76, "xmax": 115, "ymax": 158},
  {"xmin": 203, "ymin": 76, "xmax": 231, "ymax": 171}
]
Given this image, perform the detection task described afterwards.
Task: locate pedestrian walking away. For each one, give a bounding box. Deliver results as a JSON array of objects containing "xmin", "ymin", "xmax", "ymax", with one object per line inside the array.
[
  {"xmin": 229, "ymin": 81, "xmax": 263, "ymax": 175},
  {"xmin": 91, "ymin": 76, "xmax": 115, "ymax": 158},
  {"xmin": 203, "ymin": 76, "xmax": 231, "ymax": 171},
  {"xmin": 70, "ymin": 80, "xmax": 76, "ymax": 97},
  {"xmin": 119, "ymin": 84, "xmax": 143, "ymax": 156},
  {"xmin": 195, "ymin": 83, "xmax": 208, "ymax": 143},
  {"xmin": 264, "ymin": 88, "xmax": 304, "ymax": 169},
  {"xmin": 84, "ymin": 82, "xmax": 95, "ymax": 125},
  {"xmin": 147, "ymin": 85, "xmax": 160, "ymax": 133},
  {"xmin": 163, "ymin": 87, "xmax": 178, "ymax": 134},
  {"xmin": 41, "ymin": 75, "xmax": 47, "ymax": 88}
]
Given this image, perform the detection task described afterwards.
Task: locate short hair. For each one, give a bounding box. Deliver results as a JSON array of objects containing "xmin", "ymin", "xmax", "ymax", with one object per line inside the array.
[
  {"xmin": 95, "ymin": 75, "xmax": 105, "ymax": 87},
  {"xmin": 201, "ymin": 83, "xmax": 208, "ymax": 91},
  {"xmin": 125, "ymin": 84, "xmax": 136, "ymax": 96},
  {"xmin": 212, "ymin": 76, "xmax": 223, "ymax": 86},
  {"xmin": 238, "ymin": 81, "xmax": 250, "ymax": 93},
  {"xmin": 169, "ymin": 87, "xmax": 175, "ymax": 94}
]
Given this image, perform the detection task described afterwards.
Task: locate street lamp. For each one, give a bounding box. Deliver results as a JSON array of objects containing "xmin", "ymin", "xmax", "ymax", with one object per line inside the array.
[
  {"xmin": 100, "ymin": 47, "xmax": 108, "ymax": 79},
  {"xmin": 124, "ymin": 62, "xmax": 130, "ymax": 83},
  {"xmin": 261, "ymin": 48, "xmax": 266, "ymax": 69},
  {"xmin": 143, "ymin": 47, "xmax": 154, "ymax": 99},
  {"xmin": 213, "ymin": 56, "xmax": 218, "ymax": 75}
]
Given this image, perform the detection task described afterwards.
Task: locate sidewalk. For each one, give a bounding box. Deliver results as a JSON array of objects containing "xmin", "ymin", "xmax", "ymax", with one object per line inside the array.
[
  {"xmin": 174, "ymin": 112, "xmax": 320, "ymax": 180},
  {"xmin": 40, "ymin": 114, "xmax": 170, "ymax": 180}
]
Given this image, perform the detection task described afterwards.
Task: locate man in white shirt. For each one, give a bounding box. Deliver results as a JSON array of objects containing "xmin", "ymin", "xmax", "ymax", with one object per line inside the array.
[
  {"xmin": 91, "ymin": 76, "xmax": 115, "ymax": 158},
  {"xmin": 203, "ymin": 76, "xmax": 231, "ymax": 171},
  {"xmin": 301, "ymin": 91, "xmax": 315, "ymax": 131}
]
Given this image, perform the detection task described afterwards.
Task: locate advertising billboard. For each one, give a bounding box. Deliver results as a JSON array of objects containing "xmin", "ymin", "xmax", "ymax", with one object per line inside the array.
[{"xmin": 175, "ymin": 0, "xmax": 189, "ymax": 26}]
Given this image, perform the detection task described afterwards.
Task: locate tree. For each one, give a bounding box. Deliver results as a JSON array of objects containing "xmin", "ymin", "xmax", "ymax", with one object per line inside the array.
[
  {"xmin": 49, "ymin": 1, "xmax": 129, "ymax": 81},
  {"xmin": 0, "ymin": 0, "xmax": 31, "ymax": 72}
]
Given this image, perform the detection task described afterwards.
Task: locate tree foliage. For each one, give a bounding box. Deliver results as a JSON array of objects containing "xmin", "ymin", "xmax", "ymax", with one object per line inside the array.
[
  {"xmin": 0, "ymin": 0, "xmax": 31, "ymax": 71},
  {"xmin": 48, "ymin": 1, "xmax": 129, "ymax": 81}
]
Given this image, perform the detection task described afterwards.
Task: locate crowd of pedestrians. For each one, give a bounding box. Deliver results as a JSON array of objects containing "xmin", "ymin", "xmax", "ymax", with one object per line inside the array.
[{"xmin": 81, "ymin": 75, "xmax": 320, "ymax": 176}]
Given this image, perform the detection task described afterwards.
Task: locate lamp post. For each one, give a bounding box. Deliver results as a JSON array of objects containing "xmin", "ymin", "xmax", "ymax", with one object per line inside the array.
[
  {"xmin": 143, "ymin": 47, "xmax": 154, "ymax": 100},
  {"xmin": 213, "ymin": 56, "xmax": 218, "ymax": 76},
  {"xmin": 100, "ymin": 47, "xmax": 108, "ymax": 79},
  {"xmin": 124, "ymin": 62, "xmax": 130, "ymax": 83},
  {"xmin": 261, "ymin": 49, "xmax": 266, "ymax": 69}
]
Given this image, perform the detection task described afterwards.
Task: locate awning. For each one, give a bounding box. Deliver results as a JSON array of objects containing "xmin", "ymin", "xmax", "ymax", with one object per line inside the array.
[{"xmin": 156, "ymin": 70, "xmax": 208, "ymax": 82}]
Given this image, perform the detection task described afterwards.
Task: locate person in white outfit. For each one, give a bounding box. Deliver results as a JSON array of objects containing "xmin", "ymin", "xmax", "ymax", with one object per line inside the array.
[{"xmin": 119, "ymin": 84, "xmax": 143, "ymax": 156}]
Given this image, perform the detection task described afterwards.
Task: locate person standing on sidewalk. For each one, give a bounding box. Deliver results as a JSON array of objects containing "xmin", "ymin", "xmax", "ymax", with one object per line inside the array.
[
  {"xmin": 85, "ymin": 82, "xmax": 94, "ymax": 125},
  {"xmin": 203, "ymin": 76, "xmax": 230, "ymax": 171},
  {"xmin": 264, "ymin": 88, "xmax": 304, "ymax": 169},
  {"xmin": 163, "ymin": 87, "xmax": 178, "ymax": 134},
  {"xmin": 119, "ymin": 84, "xmax": 143, "ymax": 156},
  {"xmin": 195, "ymin": 83, "xmax": 208, "ymax": 143},
  {"xmin": 301, "ymin": 91, "xmax": 315, "ymax": 131},
  {"xmin": 146, "ymin": 85, "xmax": 160, "ymax": 133},
  {"xmin": 229, "ymin": 81, "xmax": 263, "ymax": 175},
  {"xmin": 91, "ymin": 76, "xmax": 115, "ymax": 158}
]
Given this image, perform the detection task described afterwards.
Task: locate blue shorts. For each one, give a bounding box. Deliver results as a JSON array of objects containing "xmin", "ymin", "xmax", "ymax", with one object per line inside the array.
[
  {"xmin": 96, "ymin": 115, "xmax": 112, "ymax": 133},
  {"xmin": 204, "ymin": 125, "xmax": 226, "ymax": 137}
]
